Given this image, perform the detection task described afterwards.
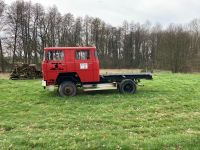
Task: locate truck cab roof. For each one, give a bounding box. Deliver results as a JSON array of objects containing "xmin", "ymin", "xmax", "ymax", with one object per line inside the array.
[{"xmin": 44, "ymin": 47, "xmax": 96, "ymax": 50}]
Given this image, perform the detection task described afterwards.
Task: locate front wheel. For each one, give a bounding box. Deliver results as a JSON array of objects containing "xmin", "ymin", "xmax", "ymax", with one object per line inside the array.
[
  {"xmin": 119, "ymin": 79, "xmax": 136, "ymax": 94},
  {"xmin": 58, "ymin": 81, "xmax": 77, "ymax": 97}
]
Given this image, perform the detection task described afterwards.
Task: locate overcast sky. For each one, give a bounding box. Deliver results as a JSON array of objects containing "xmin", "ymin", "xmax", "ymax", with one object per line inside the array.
[{"xmin": 4, "ymin": 0, "xmax": 200, "ymax": 26}]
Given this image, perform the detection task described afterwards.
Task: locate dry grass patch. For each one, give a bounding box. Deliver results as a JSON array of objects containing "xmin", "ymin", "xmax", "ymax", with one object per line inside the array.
[{"xmin": 0, "ymin": 73, "xmax": 10, "ymax": 79}]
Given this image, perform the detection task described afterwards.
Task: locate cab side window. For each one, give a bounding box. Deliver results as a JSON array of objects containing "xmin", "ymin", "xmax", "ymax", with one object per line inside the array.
[
  {"xmin": 47, "ymin": 50, "xmax": 64, "ymax": 60},
  {"xmin": 76, "ymin": 50, "xmax": 90, "ymax": 60}
]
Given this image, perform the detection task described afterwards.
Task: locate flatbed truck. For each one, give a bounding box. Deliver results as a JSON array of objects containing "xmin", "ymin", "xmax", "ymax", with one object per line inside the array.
[{"xmin": 42, "ymin": 47, "xmax": 152, "ymax": 96}]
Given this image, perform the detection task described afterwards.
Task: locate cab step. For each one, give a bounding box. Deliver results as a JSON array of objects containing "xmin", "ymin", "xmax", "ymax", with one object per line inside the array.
[{"xmin": 83, "ymin": 83, "xmax": 117, "ymax": 91}]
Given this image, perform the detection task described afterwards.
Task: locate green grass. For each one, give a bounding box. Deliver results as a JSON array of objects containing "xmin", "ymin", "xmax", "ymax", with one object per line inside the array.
[{"xmin": 0, "ymin": 73, "xmax": 200, "ymax": 149}]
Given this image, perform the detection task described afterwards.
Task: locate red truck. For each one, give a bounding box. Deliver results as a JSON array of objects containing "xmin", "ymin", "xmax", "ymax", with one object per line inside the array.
[{"xmin": 42, "ymin": 47, "xmax": 152, "ymax": 96}]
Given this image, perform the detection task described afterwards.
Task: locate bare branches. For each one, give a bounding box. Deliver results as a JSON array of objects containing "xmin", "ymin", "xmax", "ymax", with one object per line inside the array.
[
  {"xmin": 0, "ymin": 0, "xmax": 5, "ymax": 16},
  {"xmin": 0, "ymin": 0, "xmax": 200, "ymax": 72}
]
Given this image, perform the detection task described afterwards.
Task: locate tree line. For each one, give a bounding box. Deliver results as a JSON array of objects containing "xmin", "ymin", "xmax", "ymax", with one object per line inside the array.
[{"xmin": 0, "ymin": 0, "xmax": 200, "ymax": 73}]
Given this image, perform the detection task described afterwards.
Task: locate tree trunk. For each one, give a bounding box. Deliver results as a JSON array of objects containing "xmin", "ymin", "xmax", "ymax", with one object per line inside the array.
[
  {"xmin": 12, "ymin": 24, "xmax": 18, "ymax": 66},
  {"xmin": 0, "ymin": 39, "xmax": 5, "ymax": 72}
]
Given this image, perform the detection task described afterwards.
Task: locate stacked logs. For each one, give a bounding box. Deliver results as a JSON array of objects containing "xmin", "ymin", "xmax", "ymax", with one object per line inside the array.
[{"xmin": 10, "ymin": 64, "xmax": 42, "ymax": 80}]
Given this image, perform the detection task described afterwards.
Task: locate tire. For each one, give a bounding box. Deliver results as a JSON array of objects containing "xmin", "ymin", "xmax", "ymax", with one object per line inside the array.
[
  {"xmin": 58, "ymin": 81, "xmax": 77, "ymax": 97},
  {"xmin": 119, "ymin": 79, "xmax": 136, "ymax": 94}
]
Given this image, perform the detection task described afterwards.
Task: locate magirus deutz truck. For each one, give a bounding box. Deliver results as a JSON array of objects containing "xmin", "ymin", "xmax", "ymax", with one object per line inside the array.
[{"xmin": 42, "ymin": 47, "xmax": 153, "ymax": 96}]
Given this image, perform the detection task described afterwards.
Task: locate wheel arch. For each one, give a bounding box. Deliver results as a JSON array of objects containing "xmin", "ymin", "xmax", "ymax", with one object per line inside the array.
[{"xmin": 56, "ymin": 72, "xmax": 81, "ymax": 85}]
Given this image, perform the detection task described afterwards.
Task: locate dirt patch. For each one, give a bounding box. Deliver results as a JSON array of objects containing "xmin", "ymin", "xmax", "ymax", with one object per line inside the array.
[{"xmin": 0, "ymin": 73, "xmax": 10, "ymax": 79}]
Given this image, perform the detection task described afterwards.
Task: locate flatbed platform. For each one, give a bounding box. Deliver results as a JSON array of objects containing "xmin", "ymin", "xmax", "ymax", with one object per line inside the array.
[
  {"xmin": 100, "ymin": 73, "xmax": 152, "ymax": 82},
  {"xmin": 83, "ymin": 73, "xmax": 153, "ymax": 84}
]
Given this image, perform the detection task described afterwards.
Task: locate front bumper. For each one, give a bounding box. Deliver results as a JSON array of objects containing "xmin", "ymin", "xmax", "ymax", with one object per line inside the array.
[{"xmin": 42, "ymin": 80, "xmax": 55, "ymax": 91}]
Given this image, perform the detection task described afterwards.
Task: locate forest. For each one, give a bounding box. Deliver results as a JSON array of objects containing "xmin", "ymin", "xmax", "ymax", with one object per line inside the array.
[{"xmin": 0, "ymin": 0, "xmax": 200, "ymax": 73}]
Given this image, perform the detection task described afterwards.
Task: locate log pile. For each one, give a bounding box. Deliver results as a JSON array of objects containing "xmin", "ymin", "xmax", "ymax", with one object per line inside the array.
[{"xmin": 10, "ymin": 64, "xmax": 42, "ymax": 80}]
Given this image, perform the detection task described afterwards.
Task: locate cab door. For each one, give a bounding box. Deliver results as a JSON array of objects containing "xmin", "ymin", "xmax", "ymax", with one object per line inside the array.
[
  {"xmin": 46, "ymin": 50, "xmax": 65, "ymax": 80},
  {"xmin": 75, "ymin": 50, "xmax": 93, "ymax": 82}
]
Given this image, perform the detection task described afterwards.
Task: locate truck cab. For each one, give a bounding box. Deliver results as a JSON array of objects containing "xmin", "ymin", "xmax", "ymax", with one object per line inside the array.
[
  {"xmin": 42, "ymin": 47, "xmax": 100, "ymax": 86},
  {"xmin": 42, "ymin": 47, "xmax": 152, "ymax": 97}
]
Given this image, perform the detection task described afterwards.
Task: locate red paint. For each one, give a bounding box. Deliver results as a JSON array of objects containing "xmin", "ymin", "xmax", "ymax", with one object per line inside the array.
[{"xmin": 42, "ymin": 47, "xmax": 100, "ymax": 85}]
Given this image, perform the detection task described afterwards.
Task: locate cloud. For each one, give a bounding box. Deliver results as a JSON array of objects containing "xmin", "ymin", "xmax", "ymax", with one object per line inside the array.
[{"xmin": 4, "ymin": 0, "xmax": 200, "ymax": 26}]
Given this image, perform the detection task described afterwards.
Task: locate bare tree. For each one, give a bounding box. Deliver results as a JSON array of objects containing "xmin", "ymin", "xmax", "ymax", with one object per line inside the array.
[
  {"xmin": 6, "ymin": 1, "xmax": 22, "ymax": 65},
  {"xmin": 60, "ymin": 13, "xmax": 74, "ymax": 46},
  {"xmin": 0, "ymin": 0, "xmax": 4, "ymax": 15},
  {"xmin": 0, "ymin": 0, "xmax": 5, "ymax": 72},
  {"xmin": 73, "ymin": 17, "xmax": 82, "ymax": 46}
]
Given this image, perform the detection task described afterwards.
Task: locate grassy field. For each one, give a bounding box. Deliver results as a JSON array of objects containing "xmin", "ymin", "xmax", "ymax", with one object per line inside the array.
[{"xmin": 0, "ymin": 72, "xmax": 200, "ymax": 149}]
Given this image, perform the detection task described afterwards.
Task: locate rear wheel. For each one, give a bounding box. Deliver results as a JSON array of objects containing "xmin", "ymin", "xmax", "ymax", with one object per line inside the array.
[
  {"xmin": 58, "ymin": 81, "xmax": 77, "ymax": 97},
  {"xmin": 119, "ymin": 79, "xmax": 136, "ymax": 94}
]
